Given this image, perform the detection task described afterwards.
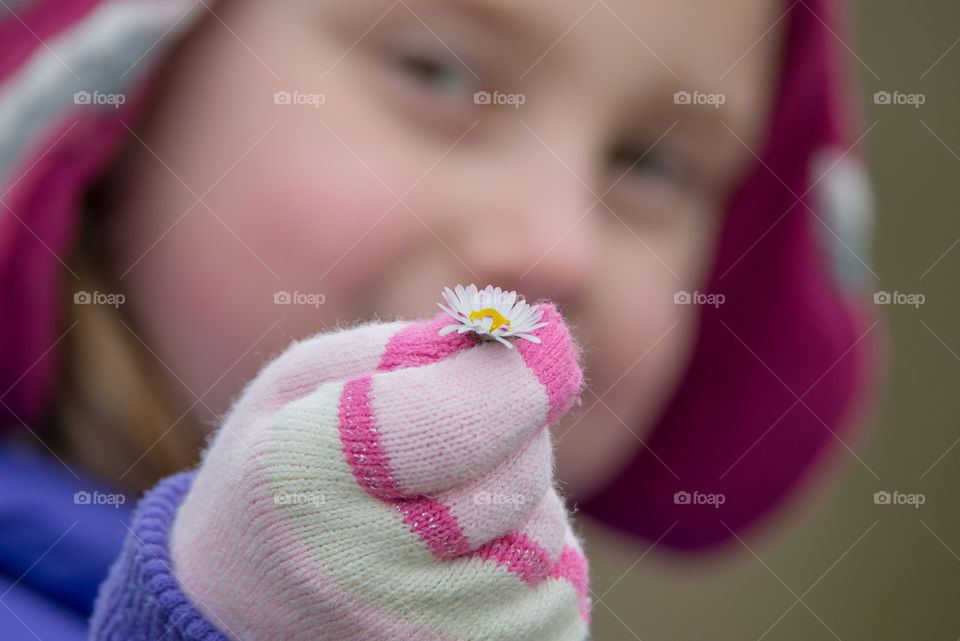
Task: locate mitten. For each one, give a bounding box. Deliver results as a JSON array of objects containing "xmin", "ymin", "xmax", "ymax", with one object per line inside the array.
[{"xmin": 90, "ymin": 302, "xmax": 589, "ymax": 641}]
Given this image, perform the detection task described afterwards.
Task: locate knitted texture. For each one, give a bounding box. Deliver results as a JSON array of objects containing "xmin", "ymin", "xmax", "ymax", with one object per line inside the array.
[
  {"xmin": 88, "ymin": 471, "xmax": 230, "ymax": 641},
  {"xmin": 149, "ymin": 303, "xmax": 589, "ymax": 641}
]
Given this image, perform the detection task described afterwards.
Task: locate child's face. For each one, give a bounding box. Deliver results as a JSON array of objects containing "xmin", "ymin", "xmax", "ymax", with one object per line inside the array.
[{"xmin": 110, "ymin": 0, "xmax": 781, "ymax": 496}]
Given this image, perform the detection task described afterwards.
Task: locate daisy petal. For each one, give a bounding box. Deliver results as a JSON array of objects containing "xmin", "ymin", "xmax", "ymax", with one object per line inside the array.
[
  {"xmin": 492, "ymin": 334, "xmax": 514, "ymax": 349},
  {"xmin": 514, "ymin": 334, "xmax": 542, "ymax": 343}
]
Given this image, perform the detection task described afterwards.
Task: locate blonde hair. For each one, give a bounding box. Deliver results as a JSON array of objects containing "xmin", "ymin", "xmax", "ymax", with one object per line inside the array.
[{"xmin": 51, "ymin": 181, "xmax": 203, "ymax": 493}]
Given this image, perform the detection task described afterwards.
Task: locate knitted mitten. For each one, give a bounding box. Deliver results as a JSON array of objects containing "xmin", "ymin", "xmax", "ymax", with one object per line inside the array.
[{"xmin": 97, "ymin": 303, "xmax": 590, "ymax": 641}]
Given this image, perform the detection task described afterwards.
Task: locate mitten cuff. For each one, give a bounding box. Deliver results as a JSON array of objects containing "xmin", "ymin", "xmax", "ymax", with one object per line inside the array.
[{"xmin": 89, "ymin": 471, "xmax": 231, "ymax": 641}]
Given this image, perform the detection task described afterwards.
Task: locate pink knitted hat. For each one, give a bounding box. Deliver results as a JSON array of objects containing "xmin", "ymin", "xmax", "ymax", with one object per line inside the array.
[{"xmin": 0, "ymin": 0, "xmax": 884, "ymax": 555}]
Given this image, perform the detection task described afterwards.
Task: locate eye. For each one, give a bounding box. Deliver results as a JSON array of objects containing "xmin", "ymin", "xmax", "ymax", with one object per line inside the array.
[
  {"xmin": 374, "ymin": 42, "xmax": 489, "ymax": 134},
  {"xmin": 608, "ymin": 143, "xmax": 685, "ymax": 185},
  {"xmin": 392, "ymin": 50, "xmax": 477, "ymax": 99}
]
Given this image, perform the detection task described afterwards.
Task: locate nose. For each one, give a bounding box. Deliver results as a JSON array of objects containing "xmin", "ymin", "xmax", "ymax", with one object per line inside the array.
[{"xmin": 446, "ymin": 140, "xmax": 600, "ymax": 308}]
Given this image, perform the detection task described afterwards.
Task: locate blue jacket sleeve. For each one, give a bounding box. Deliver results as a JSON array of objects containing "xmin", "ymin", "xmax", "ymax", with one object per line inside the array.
[
  {"xmin": 0, "ymin": 441, "xmax": 133, "ymax": 614},
  {"xmin": 0, "ymin": 572, "xmax": 90, "ymax": 641}
]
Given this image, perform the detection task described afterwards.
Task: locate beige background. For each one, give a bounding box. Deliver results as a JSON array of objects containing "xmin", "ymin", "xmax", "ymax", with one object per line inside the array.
[{"xmin": 580, "ymin": 1, "xmax": 960, "ymax": 639}]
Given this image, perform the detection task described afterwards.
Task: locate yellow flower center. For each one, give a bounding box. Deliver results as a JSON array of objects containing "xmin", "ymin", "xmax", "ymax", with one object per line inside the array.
[{"xmin": 470, "ymin": 308, "xmax": 510, "ymax": 331}]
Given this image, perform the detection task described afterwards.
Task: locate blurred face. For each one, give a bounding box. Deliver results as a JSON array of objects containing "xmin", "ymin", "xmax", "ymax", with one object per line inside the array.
[{"xmin": 109, "ymin": 0, "xmax": 782, "ymax": 498}]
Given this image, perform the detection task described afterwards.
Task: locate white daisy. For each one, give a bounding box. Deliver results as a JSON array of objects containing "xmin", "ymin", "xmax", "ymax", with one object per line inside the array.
[{"xmin": 437, "ymin": 284, "xmax": 548, "ymax": 349}]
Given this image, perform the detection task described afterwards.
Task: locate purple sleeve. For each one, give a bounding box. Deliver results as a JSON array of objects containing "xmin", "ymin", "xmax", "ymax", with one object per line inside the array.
[
  {"xmin": 89, "ymin": 471, "xmax": 232, "ymax": 641},
  {"xmin": 0, "ymin": 442, "xmax": 133, "ymax": 613},
  {"xmin": 0, "ymin": 573, "xmax": 89, "ymax": 641}
]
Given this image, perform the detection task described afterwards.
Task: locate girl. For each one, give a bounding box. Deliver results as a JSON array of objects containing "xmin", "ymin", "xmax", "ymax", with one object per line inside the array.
[{"xmin": 0, "ymin": 0, "xmax": 882, "ymax": 639}]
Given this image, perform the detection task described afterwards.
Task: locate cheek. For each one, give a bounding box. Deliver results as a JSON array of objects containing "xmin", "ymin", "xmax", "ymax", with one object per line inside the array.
[
  {"xmin": 209, "ymin": 127, "xmax": 430, "ymax": 309},
  {"xmin": 584, "ymin": 215, "xmax": 719, "ymax": 431},
  {"xmin": 593, "ymin": 272, "xmax": 700, "ymax": 415},
  {"xmin": 113, "ymin": 130, "xmax": 434, "ymax": 417}
]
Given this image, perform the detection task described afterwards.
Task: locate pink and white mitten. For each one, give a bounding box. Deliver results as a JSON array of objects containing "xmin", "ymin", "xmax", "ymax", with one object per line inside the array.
[{"xmin": 113, "ymin": 302, "xmax": 590, "ymax": 641}]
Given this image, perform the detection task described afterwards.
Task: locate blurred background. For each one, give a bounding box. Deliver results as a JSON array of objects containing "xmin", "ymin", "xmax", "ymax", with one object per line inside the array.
[{"xmin": 581, "ymin": 1, "xmax": 960, "ymax": 638}]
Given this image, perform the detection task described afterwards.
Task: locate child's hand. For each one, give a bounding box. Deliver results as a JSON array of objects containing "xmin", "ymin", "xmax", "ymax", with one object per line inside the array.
[{"xmin": 169, "ymin": 304, "xmax": 590, "ymax": 641}]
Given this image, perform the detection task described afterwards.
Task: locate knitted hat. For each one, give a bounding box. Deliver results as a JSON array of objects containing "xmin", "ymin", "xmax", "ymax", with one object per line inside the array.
[
  {"xmin": 0, "ymin": 0, "xmax": 883, "ymax": 555},
  {"xmin": 0, "ymin": 0, "xmax": 204, "ymax": 425},
  {"xmin": 90, "ymin": 304, "xmax": 591, "ymax": 641}
]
